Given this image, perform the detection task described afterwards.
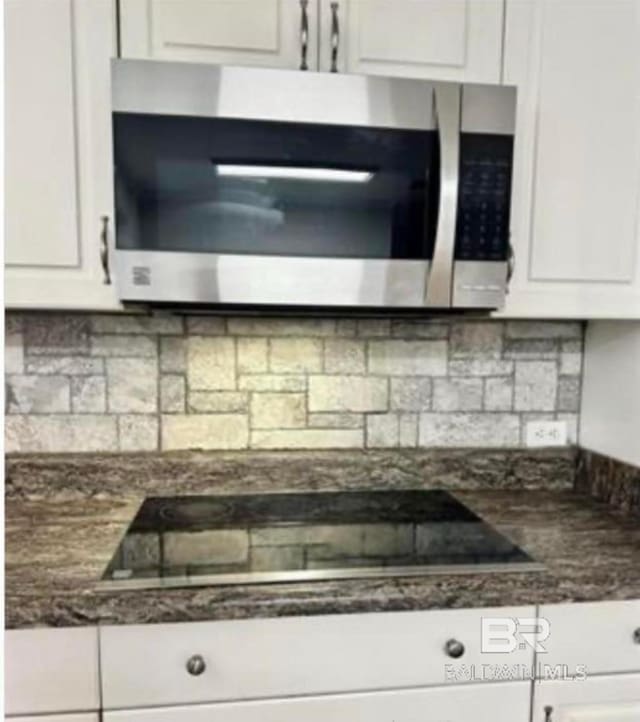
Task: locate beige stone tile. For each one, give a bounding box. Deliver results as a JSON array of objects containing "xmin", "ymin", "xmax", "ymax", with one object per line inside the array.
[
  {"xmin": 251, "ymin": 392, "xmax": 306, "ymax": 429},
  {"xmin": 308, "ymin": 375, "xmax": 388, "ymax": 412},
  {"xmin": 187, "ymin": 336, "xmax": 236, "ymax": 390},
  {"xmin": 5, "ymin": 415, "xmax": 118, "ymax": 453},
  {"xmin": 514, "ymin": 361, "xmax": 558, "ymax": 411},
  {"xmin": 91, "ymin": 334, "xmax": 157, "ymax": 357},
  {"xmin": 71, "ymin": 376, "xmax": 106, "ymax": 413},
  {"xmin": 270, "ymin": 338, "xmax": 322, "ymax": 373},
  {"xmin": 450, "ymin": 322, "xmax": 502, "ymax": 358},
  {"xmin": 161, "ymin": 414, "xmax": 248, "ymax": 450},
  {"xmin": 91, "ymin": 314, "xmax": 183, "ymax": 335},
  {"xmin": 366, "ymin": 414, "xmax": 400, "ymax": 448},
  {"xmin": 238, "ymin": 374, "xmax": 306, "ymax": 392},
  {"xmin": 160, "ymin": 375, "xmax": 186, "ymax": 413},
  {"xmin": 307, "ymin": 412, "xmax": 364, "ymax": 429},
  {"xmin": 118, "ymin": 415, "xmax": 159, "ymax": 451},
  {"xmin": 433, "ymin": 378, "xmax": 483, "ymax": 411},
  {"xmin": 419, "ymin": 413, "xmax": 520, "ymax": 447},
  {"xmin": 6, "ymin": 376, "xmax": 70, "ymax": 413},
  {"xmin": 237, "ymin": 338, "xmax": 268, "ymax": 374},
  {"xmin": 324, "ymin": 339, "xmax": 366, "ymax": 374},
  {"xmin": 250, "ymin": 428, "xmax": 363, "ymax": 449},
  {"xmin": 106, "ymin": 358, "xmax": 157, "ymax": 413},
  {"xmin": 368, "ymin": 340, "xmax": 447, "ymax": 376},
  {"xmin": 160, "ymin": 337, "xmax": 186, "ymax": 373},
  {"xmin": 189, "ymin": 391, "xmax": 248, "ymax": 413},
  {"xmin": 228, "ymin": 318, "xmax": 335, "ymax": 336}
]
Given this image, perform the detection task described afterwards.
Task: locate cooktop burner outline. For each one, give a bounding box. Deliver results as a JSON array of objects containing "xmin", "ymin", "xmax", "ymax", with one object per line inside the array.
[{"xmin": 99, "ymin": 490, "xmax": 544, "ymax": 590}]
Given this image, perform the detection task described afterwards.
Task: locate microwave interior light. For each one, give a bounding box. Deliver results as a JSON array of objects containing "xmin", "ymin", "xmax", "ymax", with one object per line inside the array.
[{"xmin": 215, "ymin": 164, "xmax": 373, "ymax": 183}]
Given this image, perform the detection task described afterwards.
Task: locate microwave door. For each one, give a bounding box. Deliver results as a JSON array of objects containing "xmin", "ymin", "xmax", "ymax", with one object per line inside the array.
[{"xmin": 424, "ymin": 84, "xmax": 461, "ymax": 309}]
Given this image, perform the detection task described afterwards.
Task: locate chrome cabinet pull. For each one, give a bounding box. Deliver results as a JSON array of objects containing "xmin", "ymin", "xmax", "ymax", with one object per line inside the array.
[
  {"xmin": 444, "ymin": 638, "xmax": 465, "ymax": 659},
  {"xmin": 544, "ymin": 706, "xmax": 553, "ymax": 722},
  {"xmin": 299, "ymin": 0, "xmax": 309, "ymax": 70},
  {"xmin": 633, "ymin": 627, "xmax": 640, "ymax": 644},
  {"xmin": 330, "ymin": 2, "xmax": 340, "ymax": 72},
  {"xmin": 425, "ymin": 85, "xmax": 461, "ymax": 308},
  {"xmin": 100, "ymin": 215, "xmax": 112, "ymax": 285},
  {"xmin": 186, "ymin": 654, "xmax": 206, "ymax": 676}
]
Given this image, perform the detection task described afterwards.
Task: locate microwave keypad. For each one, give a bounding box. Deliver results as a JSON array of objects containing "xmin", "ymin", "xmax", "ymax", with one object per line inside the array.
[{"xmin": 455, "ymin": 134, "xmax": 513, "ymax": 262}]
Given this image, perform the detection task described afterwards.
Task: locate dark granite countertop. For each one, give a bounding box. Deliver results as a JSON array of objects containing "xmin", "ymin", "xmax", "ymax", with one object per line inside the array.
[{"xmin": 5, "ymin": 449, "xmax": 640, "ymax": 629}]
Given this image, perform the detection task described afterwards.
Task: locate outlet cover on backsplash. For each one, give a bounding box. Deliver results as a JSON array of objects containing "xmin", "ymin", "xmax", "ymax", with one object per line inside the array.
[
  {"xmin": 525, "ymin": 420, "xmax": 569, "ymax": 447},
  {"xmin": 4, "ymin": 313, "xmax": 584, "ymax": 454}
]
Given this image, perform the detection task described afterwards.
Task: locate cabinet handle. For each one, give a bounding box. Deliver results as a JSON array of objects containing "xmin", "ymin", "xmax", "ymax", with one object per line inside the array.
[
  {"xmin": 186, "ymin": 654, "xmax": 206, "ymax": 676},
  {"xmin": 633, "ymin": 627, "xmax": 640, "ymax": 644},
  {"xmin": 299, "ymin": 0, "xmax": 309, "ymax": 70},
  {"xmin": 444, "ymin": 638, "xmax": 465, "ymax": 659},
  {"xmin": 544, "ymin": 705, "xmax": 553, "ymax": 722},
  {"xmin": 330, "ymin": 2, "xmax": 340, "ymax": 72},
  {"xmin": 100, "ymin": 216, "xmax": 112, "ymax": 285}
]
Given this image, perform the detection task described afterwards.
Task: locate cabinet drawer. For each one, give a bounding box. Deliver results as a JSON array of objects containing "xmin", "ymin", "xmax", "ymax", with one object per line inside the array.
[
  {"xmin": 5, "ymin": 627, "xmax": 100, "ymax": 715},
  {"xmin": 104, "ymin": 681, "xmax": 531, "ymax": 722},
  {"xmin": 539, "ymin": 600, "xmax": 640, "ymax": 677},
  {"xmin": 100, "ymin": 606, "xmax": 535, "ymax": 709}
]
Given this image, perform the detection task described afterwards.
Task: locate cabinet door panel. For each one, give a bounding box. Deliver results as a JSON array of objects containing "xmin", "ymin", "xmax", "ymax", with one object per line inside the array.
[
  {"xmin": 105, "ymin": 681, "xmax": 531, "ymax": 722},
  {"xmin": 120, "ymin": 0, "xmax": 319, "ymax": 70},
  {"xmin": 5, "ymin": 0, "xmax": 120, "ymax": 310},
  {"xmin": 320, "ymin": 0, "xmax": 503, "ymax": 82},
  {"xmin": 5, "ymin": 627, "xmax": 100, "ymax": 716},
  {"xmin": 501, "ymin": 0, "xmax": 640, "ymax": 319},
  {"xmin": 532, "ymin": 674, "xmax": 640, "ymax": 722},
  {"xmin": 5, "ymin": 0, "xmax": 80, "ymax": 267}
]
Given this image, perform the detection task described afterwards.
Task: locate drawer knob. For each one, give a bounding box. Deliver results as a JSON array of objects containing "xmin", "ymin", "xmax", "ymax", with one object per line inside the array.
[
  {"xmin": 633, "ymin": 628, "xmax": 640, "ymax": 644},
  {"xmin": 444, "ymin": 638, "xmax": 465, "ymax": 659},
  {"xmin": 186, "ymin": 654, "xmax": 206, "ymax": 676}
]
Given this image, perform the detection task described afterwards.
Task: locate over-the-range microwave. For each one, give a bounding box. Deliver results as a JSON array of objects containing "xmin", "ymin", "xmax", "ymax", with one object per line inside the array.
[{"xmin": 112, "ymin": 60, "xmax": 516, "ymax": 312}]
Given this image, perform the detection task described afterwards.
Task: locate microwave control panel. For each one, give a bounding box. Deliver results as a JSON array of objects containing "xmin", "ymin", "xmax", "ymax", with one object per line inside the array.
[{"xmin": 455, "ymin": 134, "xmax": 514, "ymax": 262}]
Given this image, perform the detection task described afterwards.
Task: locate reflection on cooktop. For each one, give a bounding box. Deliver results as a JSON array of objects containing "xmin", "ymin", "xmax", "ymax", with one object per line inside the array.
[{"xmin": 100, "ymin": 490, "xmax": 543, "ymax": 590}]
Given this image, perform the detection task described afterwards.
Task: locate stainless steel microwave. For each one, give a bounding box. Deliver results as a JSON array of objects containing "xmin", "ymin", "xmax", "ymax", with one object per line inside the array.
[{"xmin": 112, "ymin": 60, "xmax": 516, "ymax": 311}]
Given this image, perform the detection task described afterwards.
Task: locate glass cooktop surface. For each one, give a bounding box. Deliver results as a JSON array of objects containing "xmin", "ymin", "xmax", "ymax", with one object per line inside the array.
[{"xmin": 100, "ymin": 490, "xmax": 542, "ymax": 590}]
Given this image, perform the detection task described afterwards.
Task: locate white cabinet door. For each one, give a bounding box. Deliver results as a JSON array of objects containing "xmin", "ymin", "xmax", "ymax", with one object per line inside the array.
[
  {"xmin": 500, "ymin": 0, "xmax": 640, "ymax": 319},
  {"xmin": 5, "ymin": 0, "xmax": 120, "ymax": 310},
  {"xmin": 105, "ymin": 681, "xmax": 531, "ymax": 722},
  {"xmin": 5, "ymin": 627, "xmax": 100, "ymax": 716},
  {"xmin": 532, "ymin": 674, "xmax": 640, "ymax": 722},
  {"xmin": 120, "ymin": 0, "xmax": 319, "ymax": 70},
  {"xmin": 319, "ymin": 0, "xmax": 504, "ymax": 81}
]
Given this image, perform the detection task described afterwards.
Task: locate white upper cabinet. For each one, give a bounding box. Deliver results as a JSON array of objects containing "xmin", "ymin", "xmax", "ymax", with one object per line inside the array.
[
  {"xmin": 319, "ymin": 0, "xmax": 503, "ymax": 81},
  {"xmin": 5, "ymin": 0, "xmax": 120, "ymax": 310},
  {"xmin": 500, "ymin": 0, "xmax": 640, "ymax": 319},
  {"xmin": 119, "ymin": 0, "xmax": 503, "ymax": 82},
  {"xmin": 120, "ymin": 0, "xmax": 320, "ymax": 70}
]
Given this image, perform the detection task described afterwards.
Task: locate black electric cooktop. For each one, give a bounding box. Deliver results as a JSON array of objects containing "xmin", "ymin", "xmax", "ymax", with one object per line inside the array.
[{"xmin": 100, "ymin": 490, "xmax": 543, "ymax": 590}]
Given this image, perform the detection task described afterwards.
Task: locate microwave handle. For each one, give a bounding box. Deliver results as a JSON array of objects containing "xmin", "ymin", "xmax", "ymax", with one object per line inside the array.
[{"xmin": 425, "ymin": 84, "xmax": 461, "ymax": 307}]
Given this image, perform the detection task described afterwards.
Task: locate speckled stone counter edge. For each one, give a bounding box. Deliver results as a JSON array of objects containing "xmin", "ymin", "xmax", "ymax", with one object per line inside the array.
[{"xmin": 5, "ymin": 447, "xmax": 577, "ymax": 499}]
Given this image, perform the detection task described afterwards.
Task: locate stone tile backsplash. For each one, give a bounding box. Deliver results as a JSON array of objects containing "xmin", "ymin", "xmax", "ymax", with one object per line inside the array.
[{"xmin": 5, "ymin": 313, "xmax": 584, "ymax": 453}]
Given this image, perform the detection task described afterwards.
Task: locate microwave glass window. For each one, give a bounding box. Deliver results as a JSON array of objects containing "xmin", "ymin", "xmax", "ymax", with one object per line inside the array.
[{"xmin": 114, "ymin": 114, "xmax": 439, "ymax": 260}]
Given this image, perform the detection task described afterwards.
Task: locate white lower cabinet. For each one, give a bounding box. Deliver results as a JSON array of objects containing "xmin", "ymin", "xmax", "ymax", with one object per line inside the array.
[
  {"xmin": 99, "ymin": 606, "xmax": 536, "ymax": 709},
  {"xmin": 104, "ymin": 681, "xmax": 532, "ymax": 722},
  {"xmin": 532, "ymin": 674, "xmax": 640, "ymax": 722},
  {"xmin": 5, "ymin": 627, "xmax": 100, "ymax": 717}
]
